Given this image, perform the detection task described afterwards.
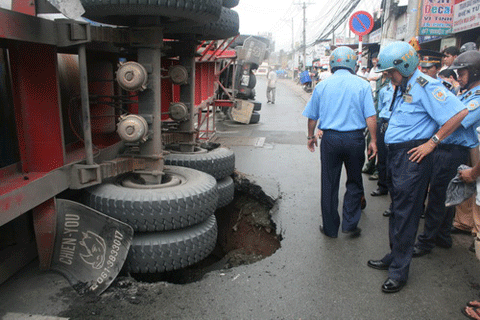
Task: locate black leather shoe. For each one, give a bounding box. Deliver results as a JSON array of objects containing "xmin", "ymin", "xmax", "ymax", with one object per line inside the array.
[
  {"xmin": 361, "ymin": 196, "xmax": 367, "ymax": 210},
  {"xmin": 319, "ymin": 225, "xmax": 337, "ymax": 238},
  {"xmin": 383, "ymin": 209, "xmax": 392, "ymax": 217},
  {"xmin": 412, "ymin": 246, "xmax": 431, "ymax": 258},
  {"xmin": 371, "ymin": 188, "xmax": 388, "ymax": 196},
  {"xmin": 382, "ymin": 278, "xmax": 406, "ymax": 293},
  {"xmin": 451, "ymin": 227, "xmax": 471, "ymax": 235},
  {"xmin": 367, "ymin": 259, "xmax": 389, "ymax": 270},
  {"xmin": 342, "ymin": 227, "xmax": 361, "ymax": 238}
]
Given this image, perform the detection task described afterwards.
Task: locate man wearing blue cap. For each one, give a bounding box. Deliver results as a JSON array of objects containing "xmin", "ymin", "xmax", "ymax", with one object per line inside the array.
[
  {"xmin": 367, "ymin": 41, "xmax": 468, "ymax": 293},
  {"xmin": 303, "ymin": 46, "xmax": 377, "ymax": 239}
]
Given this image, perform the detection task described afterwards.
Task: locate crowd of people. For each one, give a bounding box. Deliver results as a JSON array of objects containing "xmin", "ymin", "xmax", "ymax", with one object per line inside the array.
[{"xmin": 302, "ymin": 40, "xmax": 480, "ymax": 318}]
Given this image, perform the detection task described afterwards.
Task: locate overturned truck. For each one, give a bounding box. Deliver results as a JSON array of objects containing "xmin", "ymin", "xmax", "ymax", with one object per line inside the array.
[{"xmin": 0, "ymin": 0, "xmax": 242, "ymax": 294}]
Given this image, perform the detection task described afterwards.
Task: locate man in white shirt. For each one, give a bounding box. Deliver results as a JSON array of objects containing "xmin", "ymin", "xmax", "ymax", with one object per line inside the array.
[
  {"xmin": 367, "ymin": 56, "xmax": 382, "ymax": 94},
  {"xmin": 319, "ymin": 66, "xmax": 332, "ymax": 81},
  {"xmin": 267, "ymin": 67, "xmax": 277, "ymax": 104}
]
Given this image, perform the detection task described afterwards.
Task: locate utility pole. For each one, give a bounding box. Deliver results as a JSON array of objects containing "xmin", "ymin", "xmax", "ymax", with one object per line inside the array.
[
  {"xmin": 302, "ymin": 2, "xmax": 306, "ymax": 71},
  {"xmin": 292, "ymin": 17, "xmax": 295, "ymax": 79},
  {"xmin": 295, "ymin": 1, "xmax": 314, "ymax": 71}
]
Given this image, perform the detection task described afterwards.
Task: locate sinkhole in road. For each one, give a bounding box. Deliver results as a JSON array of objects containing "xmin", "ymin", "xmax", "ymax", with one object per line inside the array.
[{"xmin": 130, "ymin": 173, "xmax": 282, "ymax": 285}]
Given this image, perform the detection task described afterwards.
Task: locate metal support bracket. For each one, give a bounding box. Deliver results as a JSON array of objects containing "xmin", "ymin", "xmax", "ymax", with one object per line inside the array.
[{"xmin": 70, "ymin": 158, "xmax": 147, "ymax": 189}]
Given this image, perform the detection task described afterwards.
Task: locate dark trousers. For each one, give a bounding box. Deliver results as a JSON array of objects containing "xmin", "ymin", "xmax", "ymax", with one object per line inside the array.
[
  {"xmin": 381, "ymin": 140, "xmax": 432, "ymax": 282},
  {"xmin": 376, "ymin": 118, "xmax": 389, "ymax": 192},
  {"xmin": 320, "ymin": 130, "xmax": 365, "ymax": 237},
  {"xmin": 417, "ymin": 145, "xmax": 469, "ymax": 250}
]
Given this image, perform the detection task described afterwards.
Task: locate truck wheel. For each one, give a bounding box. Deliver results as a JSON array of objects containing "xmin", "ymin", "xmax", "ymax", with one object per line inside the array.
[
  {"xmin": 80, "ymin": 0, "xmax": 222, "ymax": 26},
  {"xmin": 217, "ymin": 176, "xmax": 234, "ymax": 208},
  {"xmin": 84, "ymin": 166, "xmax": 218, "ymax": 232},
  {"xmin": 223, "ymin": 0, "xmax": 239, "ymax": 8},
  {"xmin": 248, "ymin": 73, "xmax": 257, "ymax": 88},
  {"xmin": 249, "ymin": 112, "xmax": 260, "ymax": 124},
  {"xmin": 165, "ymin": 7, "xmax": 239, "ymax": 40},
  {"xmin": 164, "ymin": 146, "xmax": 235, "ymax": 180},
  {"xmin": 251, "ymin": 100, "xmax": 261, "ymax": 111},
  {"xmin": 126, "ymin": 214, "xmax": 218, "ymax": 273}
]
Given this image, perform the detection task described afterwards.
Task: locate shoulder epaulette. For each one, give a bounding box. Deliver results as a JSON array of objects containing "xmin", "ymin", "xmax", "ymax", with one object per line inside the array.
[
  {"xmin": 475, "ymin": 90, "xmax": 480, "ymax": 96},
  {"xmin": 416, "ymin": 76, "xmax": 428, "ymax": 87},
  {"xmin": 465, "ymin": 91, "xmax": 473, "ymax": 99}
]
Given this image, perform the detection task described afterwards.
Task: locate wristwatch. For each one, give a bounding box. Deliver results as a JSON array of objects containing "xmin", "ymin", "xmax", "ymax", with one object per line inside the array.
[{"xmin": 431, "ymin": 134, "xmax": 440, "ymax": 144}]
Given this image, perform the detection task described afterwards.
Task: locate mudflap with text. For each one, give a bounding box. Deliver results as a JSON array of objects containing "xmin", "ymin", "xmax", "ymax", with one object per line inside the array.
[{"xmin": 50, "ymin": 199, "xmax": 134, "ymax": 295}]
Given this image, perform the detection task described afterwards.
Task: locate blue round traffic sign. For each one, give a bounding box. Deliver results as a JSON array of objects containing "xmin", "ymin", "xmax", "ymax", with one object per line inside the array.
[{"xmin": 349, "ymin": 11, "xmax": 374, "ymax": 36}]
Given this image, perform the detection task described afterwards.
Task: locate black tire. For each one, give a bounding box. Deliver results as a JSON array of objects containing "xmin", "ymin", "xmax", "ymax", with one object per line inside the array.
[
  {"xmin": 80, "ymin": 0, "xmax": 222, "ymax": 26},
  {"xmin": 251, "ymin": 100, "xmax": 261, "ymax": 111},
  {"xmin": 249, "ymin": 112, "xmax": 260, "ymax": 124},
  {"xmin": 248, "ymin": 72, "xmax": 257, "ymax": 88},
  {"xmin": 165, "ymin": 7, "xmax": 239, "ymax": 40},
  {"xmin": 223, "ymin": 0, "xmax": 239, "ymax": 8},
  {"xmin": 217, "ymin": 176, "xmax": 234, "ymax": 208},
  {"xmin": 164, "ymin": 146, "xmax": 235, "ymax": 180},
  {"xmin": 126, "ymin": 214, "xmax": 218, "ymax": 273},
  {"xmin": 84, "ymin": 166, "xmax": 218, "ymax": 232}
]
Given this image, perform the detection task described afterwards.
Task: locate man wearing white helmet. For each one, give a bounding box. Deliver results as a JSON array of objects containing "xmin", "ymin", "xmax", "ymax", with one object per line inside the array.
[{"xmin": 367, "ymin": 41, "xmax": 468, "ymax": 293}]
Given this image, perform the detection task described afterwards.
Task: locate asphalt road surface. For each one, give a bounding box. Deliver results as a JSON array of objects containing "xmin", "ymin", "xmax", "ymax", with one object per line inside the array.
[{"xmin": 0, "ymin": 76, "xmax": 479, "ymax": 320}]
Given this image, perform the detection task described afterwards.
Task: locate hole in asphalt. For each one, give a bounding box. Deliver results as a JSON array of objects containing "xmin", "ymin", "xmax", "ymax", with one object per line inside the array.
[
  {"xmin": 130, "ymin": 173, "xmax": 282, "ymax": 285},
  {"xmin": 57, "ymin": 174, "xmax": 282, "ymax": 319}
]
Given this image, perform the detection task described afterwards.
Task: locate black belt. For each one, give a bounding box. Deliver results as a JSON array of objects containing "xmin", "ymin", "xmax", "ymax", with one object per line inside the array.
[
  {"xmin": 386, "ymin": 139, "xmax": 428, "ymax": 151},
  {"xmin": 322, "ymin": 129, "xmax": 364, "ymax": 134},
  {"xmin": 437, "ymin": 143, "xmax": 470, "ymax": 152}
]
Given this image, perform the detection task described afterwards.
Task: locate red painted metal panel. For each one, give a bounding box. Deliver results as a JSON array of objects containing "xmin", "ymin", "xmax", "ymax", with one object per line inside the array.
[
  {"xmin": 11, "ymin": 0, "xmax": 35, "ymax": 16},
  {"xmin": 88, "ymin": 60, "xmax": 115, "ymax": 135},
  {"xmin": 195, "ymin": 63, "xmax": 202, "ymax": 106},
  {"xmin": 33, "ymin": 199, "xmax": 56, "ymax": 269},
  {"xmin": 10, "ymin": 42, "xmax": 65, "ymax": 173},
  {"xmin": 161, "ymin": 59, "xmax": 174, "ymax": 120},
  {"xmin": 9, "ymin": 42, "xmax": 64, "ymax": 269}
]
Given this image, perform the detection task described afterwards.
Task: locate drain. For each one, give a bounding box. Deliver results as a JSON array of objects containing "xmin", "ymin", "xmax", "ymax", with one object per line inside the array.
[{"xmin": 129, "ymin": 173, "xmax": 282, "ymax": 284}]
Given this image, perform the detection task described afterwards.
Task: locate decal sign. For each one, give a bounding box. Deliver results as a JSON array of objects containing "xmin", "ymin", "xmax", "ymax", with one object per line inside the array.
[{"xmin": 420, "ymin": 0, "xmax": 454, "ymax": 35}]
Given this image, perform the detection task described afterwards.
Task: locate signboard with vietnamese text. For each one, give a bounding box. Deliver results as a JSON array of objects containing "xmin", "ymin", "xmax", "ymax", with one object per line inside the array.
[
  {"xmin": 368, "ymin": 28, "xmax": 382, "ymax": 43},
  {"xmin": 419, "ymin": 0, "xmax": 454, "ymax": 36},
  {"xmin": 453, "ymin": 0, "xmax": 480, "ymax": 33}
]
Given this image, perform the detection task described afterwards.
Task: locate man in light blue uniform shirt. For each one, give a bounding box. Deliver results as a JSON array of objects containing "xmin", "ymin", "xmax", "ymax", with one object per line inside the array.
[
  {"xmin": 303, "ymin": 46, "xmax": 377, "ymax": 239},
  {"xmin": 414, "ymin": 51, "xmax": 480, "ymax": 257},
  {"xmin": 367, "ymin": 42, "xmax": 468, "ymax": 294}
]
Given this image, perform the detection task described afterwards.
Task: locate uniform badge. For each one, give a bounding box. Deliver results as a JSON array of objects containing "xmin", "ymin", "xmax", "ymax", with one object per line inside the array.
[
  {"xmin": 403, "ymin": 94, "xmax": 413, "ymax": 103},
  {"xmin": 432, "ymin": 87, "xmax": 447, "ymax": 102},
  {"xmin": 468, "ymin": 100, "xmax": 480, "ymax": 111}
]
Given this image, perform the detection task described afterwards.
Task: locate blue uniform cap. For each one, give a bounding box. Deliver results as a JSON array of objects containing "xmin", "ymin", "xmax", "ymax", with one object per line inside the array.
[
  {"xmin": 329, "ymin": 46, "xmax": 357, "ymax": 73},
  {"xmin": 377, "ymin": 41, "xmax": 419, "ymax": 77}
]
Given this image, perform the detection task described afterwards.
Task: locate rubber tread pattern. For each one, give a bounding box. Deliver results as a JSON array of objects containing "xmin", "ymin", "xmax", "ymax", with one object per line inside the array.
[
  {"xmin": 249, "ymin": 112, "xmax": 260, "ymax": 124},
  {"xmin": 164, "ymin": 147, "xmax": 235, "ymax": 180},
  {"xmin": 80, "ymin": 0, "xmax": 222, "ymax": 25},
  {"xmin": 166, "ymin": 7, "xmax": 239, "ymax": 40},
  {"xmin": 223, "ymin": 0, "xmax": 239, "ymax": 8},
  {"xmin": 251, "ymin": 100, "xmax": 261, "ymax": 111},
  {"xmin": 126, "ymin": 214, "xmax": 218, "ymax": 273},
  {"xmin": 85, "ymin": 166, "xmax": 218, "ymax": 232},
  {"xmin": 216, "ymin": 176, "xmax": 234, "ymax": 208}
]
